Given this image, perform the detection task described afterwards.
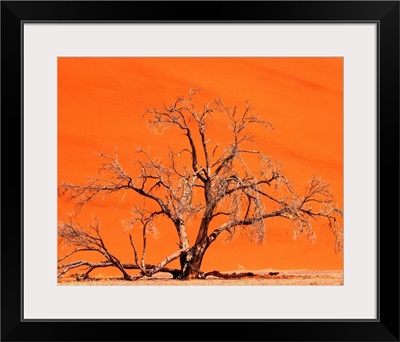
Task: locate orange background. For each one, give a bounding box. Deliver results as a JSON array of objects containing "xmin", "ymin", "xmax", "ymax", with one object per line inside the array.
[{"xmin": 58, "ymin": 57, "xmax": 343, "ymax": 274}]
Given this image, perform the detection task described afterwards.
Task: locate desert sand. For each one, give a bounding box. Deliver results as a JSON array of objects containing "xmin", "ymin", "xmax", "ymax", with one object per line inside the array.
[{"xmin": 58, "ymin": 269, "xmax": 343, "ymax": 286}]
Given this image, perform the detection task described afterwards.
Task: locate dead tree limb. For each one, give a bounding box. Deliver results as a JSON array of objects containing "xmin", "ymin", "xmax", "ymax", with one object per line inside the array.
[{"xmin": 57, "ymin": 260, "xmax": 181, "ymax": 279}]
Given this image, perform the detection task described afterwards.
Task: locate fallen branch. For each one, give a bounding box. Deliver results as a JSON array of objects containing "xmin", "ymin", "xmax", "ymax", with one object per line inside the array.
[
  {"xmin": 204, "ymin": 270, "xmax": 255, "ymax": 279},
  {"xmin": 203, "ymin": 271, "xmax": 281, "ymax": 279},
  {"xmin": 58, "ymin": 260, "xmax": 181, "ymax": 279}
]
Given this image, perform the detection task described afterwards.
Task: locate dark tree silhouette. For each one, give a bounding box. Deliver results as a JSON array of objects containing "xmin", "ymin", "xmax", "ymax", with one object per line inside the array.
[{"xmin": 58, "ymin": 89, "xmax": 343, "ymax": 280}]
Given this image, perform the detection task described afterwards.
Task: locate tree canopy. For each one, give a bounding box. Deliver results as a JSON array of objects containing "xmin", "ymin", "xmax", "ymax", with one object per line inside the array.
[{"xmin": 58, "ymin": 88, "xmax": 343, "ymax": 280}]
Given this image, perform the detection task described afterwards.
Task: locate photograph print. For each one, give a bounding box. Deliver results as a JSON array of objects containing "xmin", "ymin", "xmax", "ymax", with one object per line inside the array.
[{"xmin": 57, "ymin": 57, "xmax": 343, "ymax": 286}]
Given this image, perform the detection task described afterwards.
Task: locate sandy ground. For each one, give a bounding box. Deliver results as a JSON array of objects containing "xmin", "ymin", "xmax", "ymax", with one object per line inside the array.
[{"xmin": 58, "ymin": 269, "xmax": 343, "ymax": 286}]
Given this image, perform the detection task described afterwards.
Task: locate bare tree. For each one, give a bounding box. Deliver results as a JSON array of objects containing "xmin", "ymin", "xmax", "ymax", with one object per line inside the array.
[{"xmin": 58, "ymin": 88, "xmax": 343, "ymax": 280}]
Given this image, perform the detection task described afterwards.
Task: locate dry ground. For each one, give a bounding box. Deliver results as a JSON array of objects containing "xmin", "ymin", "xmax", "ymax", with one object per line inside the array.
[{"xmin": 58, "ymin": 269, "xmax": 343, "ymax": 286}]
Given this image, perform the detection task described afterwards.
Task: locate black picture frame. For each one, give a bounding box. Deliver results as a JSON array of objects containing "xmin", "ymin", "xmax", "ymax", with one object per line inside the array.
[{"xmin": 1, "ymin": 1, "xmax": 399, "ymax": 341}]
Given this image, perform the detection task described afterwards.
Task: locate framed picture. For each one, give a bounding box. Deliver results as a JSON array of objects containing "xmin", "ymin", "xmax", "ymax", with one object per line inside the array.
[{"xmin": 1, "ymin": 1, "xmax": 399, "ymax": 341}]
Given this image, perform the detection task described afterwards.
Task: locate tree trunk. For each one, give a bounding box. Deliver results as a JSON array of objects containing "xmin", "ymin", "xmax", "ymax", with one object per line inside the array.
[{"xmin": 179, "ymin": 242, "xmax": 208, "ymax": 280}]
